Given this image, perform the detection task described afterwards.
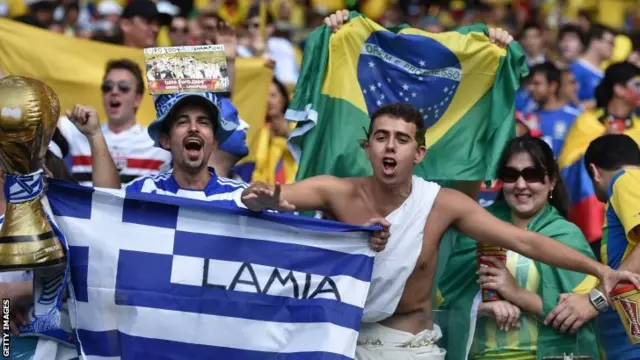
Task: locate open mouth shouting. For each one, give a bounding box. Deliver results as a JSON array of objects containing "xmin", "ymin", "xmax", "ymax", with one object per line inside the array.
[
  {"xmin": 106, "ymin": 99, "xmax": 122, "ymax": 116},
  {"xmin": 382, "ymin": 157, "xmax": 397, "ymax": 175},
  {"xmin": 183, "ymin": 136, "xmax": 204, "ymax": 159}
]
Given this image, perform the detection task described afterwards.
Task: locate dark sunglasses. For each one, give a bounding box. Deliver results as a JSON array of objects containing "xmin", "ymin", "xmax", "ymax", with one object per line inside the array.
[
  {"xmin": 498, "ymin": 166, "xmax": 546, "ymax": 183},
  {"xmin": 169, "ymin": 26, "xmax": 189, "ymax": 34},
  {"xmin": 101, "ymin": 80, "xmax": 132, "ymax": 94}
]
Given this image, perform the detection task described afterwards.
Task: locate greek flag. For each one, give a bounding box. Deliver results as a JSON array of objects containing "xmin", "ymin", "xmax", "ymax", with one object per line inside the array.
[{"xmin": 43, "ymin": 179, "xmax": 375, "ymax": 359}]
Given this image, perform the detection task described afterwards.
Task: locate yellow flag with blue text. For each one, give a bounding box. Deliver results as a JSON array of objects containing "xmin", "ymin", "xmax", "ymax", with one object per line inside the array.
[{"xmin": 286, "ymin": 12, "xmax": 528, "ymax": 181}]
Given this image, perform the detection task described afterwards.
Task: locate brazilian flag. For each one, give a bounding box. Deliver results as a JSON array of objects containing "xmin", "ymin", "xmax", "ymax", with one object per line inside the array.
[{"xmin": 286, "ymin": 12, "xmax": 528, "ymax": 181}]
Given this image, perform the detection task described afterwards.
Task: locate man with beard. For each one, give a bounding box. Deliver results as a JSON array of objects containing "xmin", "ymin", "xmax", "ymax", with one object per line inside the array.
[
  {"xmin": 242, "ymin": 102, "xmax": 640, "ymax": 360},
  {"xmin": 124, "ymin": 92, "xmax": 246, "ymax": 202}
]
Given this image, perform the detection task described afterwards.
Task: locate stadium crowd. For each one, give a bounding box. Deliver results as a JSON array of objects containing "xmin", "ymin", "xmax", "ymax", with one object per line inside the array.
[{"xmin": 3, "ymin": 0, "xmax": 640, "ymax": 359}]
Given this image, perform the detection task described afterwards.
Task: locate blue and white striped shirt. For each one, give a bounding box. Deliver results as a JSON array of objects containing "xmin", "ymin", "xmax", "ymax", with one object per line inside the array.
[{"xmin": 124, "ymin": 168, "xmax": 248, "ymax": 208}]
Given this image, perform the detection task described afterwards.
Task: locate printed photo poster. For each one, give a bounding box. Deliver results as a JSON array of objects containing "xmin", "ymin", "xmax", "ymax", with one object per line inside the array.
[{"xmin": 143, "ymin": 45, "xmax": 230, "ymax": 94}]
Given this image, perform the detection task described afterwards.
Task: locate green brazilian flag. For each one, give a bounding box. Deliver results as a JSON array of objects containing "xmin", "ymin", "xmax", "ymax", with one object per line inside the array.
[{"xmin": 286, "ymin": 12, "xmax": 528, "ymax": 182}]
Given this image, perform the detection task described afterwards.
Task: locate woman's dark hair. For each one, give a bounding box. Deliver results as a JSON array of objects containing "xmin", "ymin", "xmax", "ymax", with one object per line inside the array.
[
  {"xmin": 594, "ymin": 61, "xmax": 640, "ymax": 108},
  {"xmin": 496, "ymin": 135, "xmax": 571, "ymax": 218},
  {"xmin": 584, "ymin": 133, "xmax": 640, "ymax": 177},
  {"xmin": 271, "ymin": 77, "xmax": 290, "ymax": 116}
]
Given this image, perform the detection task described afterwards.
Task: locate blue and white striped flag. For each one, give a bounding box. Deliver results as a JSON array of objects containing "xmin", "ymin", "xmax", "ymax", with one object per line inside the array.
[{"xmin": 44, "ymin": 179, "xmax": 376, "ymax": 359}]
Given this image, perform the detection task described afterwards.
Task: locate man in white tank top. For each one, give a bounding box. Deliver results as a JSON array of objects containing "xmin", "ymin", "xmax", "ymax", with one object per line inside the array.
[{"xmin": 242, "ymin": 101, "xmax": 640, "ymax": 359}]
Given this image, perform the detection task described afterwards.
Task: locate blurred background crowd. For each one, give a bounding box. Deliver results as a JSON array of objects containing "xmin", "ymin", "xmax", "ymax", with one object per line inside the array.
[
  {"xmin": 4, "ymin": 0, "xmax": 639, "ymax": 86},
  {"xmin": 4, "ymin": 0, "xmax": 640, "ymax": 358}
]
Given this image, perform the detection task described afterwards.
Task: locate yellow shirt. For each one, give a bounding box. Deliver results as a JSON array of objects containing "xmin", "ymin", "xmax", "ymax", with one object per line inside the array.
[{"xmin": 602, "ymin": 169, "xmax": 640, "ymax": 269}]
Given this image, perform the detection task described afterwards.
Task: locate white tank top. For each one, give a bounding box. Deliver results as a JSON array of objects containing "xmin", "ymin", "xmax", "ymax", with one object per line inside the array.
[{"xmin": 362, "ymin": 175, "xmax": 441, "ymax": 322}]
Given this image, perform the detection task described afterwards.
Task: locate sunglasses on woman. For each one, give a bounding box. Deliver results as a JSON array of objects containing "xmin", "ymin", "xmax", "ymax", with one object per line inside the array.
[
  {"xmin": 498, "ymin": 166, "xmax": 546, "ymax": 183},
  {"xmin": 101, "ymin": 80, "xmax": 132, "ymax": 94}
]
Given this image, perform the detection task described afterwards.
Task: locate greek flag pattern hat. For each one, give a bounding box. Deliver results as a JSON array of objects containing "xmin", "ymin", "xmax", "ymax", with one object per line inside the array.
[{"xmin": 148, "ymin": 92, "xmax": 238, "ymax": 147}]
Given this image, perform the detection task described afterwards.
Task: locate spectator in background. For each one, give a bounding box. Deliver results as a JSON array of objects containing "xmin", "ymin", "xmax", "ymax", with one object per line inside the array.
[
  {"xmin": 555, "ymin": 24, "xmax": 586, "ymax": 69},
  {"xmin": 419, "ymin": 16, "xmax": 444, "ymax": 33},
  {"xmin": 93, "ymin": 0, "xmax": 122, "ymax": 38},
  {"xmin": 168, "ymin": 15, "xmax": 190, "ymax": 46},
  {"xmin": 14, "ymin": 0, "xmax": 56, "ymax": 28},
  {"xmin": 237, "ymin": 5, "xmax": 300, "ymax": 86},
  {"xmin": 58, "ymin": 59, "xmax": 171, "ymax": 186},
  {"xmin": 559, "ymin": 61, "xmax": 640, "ymax": 257},
  {"xmin": 59, "ymin": 2, "xmax": 79, "ymax": 37},
  {"xmin": 250, "ymin": 78, "xmax": 297, "ymax": 185},
  {"xmin": 198, "ymin": 9, "xmax": 221, "ymax": 45},
  {"xmin": 95, "ymin": 0, "xmax": 168, "ymax": 48},
  {"xmin": 559, "ymin": 69, "xmax": 581, "ymax": 111},
  {"xmin": 519, "ymin": 22, "xmax": 546, "ymax": 67},
  {"xmin": 526, "ymin": 62, "xmax": 581, "ymax": 157},
  {"xmin": 569, "ymin": 24, "xmax": 616, "ymax": 109},
  {"xmin": 48, "ymin": 21, "xmax": 63, "ymax": 34},
  {"xmin": 593, "ymin": 61, "xmax": 640, "ymax": 134},
  {"xmin": 546, "ymin": 134, "xmax": 640, "ymax": 360}
]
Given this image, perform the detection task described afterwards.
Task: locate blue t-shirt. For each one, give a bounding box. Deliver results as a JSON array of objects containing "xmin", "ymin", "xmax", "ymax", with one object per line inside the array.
[
  {"xmin": 568, "ymin": 59, "xmax": 604, "ymax": 102},
  {"xmin": 515, "ymin": 88, "xmax": 538, "ymax": 114},
  {"xmin": 531, "ymin": 105, "xmax": 581, "ymax": 157}
]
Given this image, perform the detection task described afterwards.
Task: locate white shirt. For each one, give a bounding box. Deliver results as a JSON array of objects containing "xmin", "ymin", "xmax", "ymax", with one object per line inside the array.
[{"xmin": 58, "ymin": 118, "xmax": 172, "ymax": 186}]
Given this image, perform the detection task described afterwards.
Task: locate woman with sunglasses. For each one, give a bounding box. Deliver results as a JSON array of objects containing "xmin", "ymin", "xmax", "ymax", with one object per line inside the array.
[{"xmin": 436, "ymin": 136, "xmax": 600, "ymax": 360}]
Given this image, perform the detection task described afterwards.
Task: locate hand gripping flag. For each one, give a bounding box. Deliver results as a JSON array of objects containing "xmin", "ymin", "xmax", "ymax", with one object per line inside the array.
[
  {"xmin": 41, "ymin": 179, "xmax": 376, "ymax": 359},
  {"xmin": 286, "ymin": 12, "xmax": 528, "ymax": 182}
]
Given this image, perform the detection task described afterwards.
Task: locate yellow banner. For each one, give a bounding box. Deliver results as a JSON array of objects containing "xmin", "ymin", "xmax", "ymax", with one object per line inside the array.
[{"xmin": 0, "ymin": 19, "xmax": 272, "ymax": 164}]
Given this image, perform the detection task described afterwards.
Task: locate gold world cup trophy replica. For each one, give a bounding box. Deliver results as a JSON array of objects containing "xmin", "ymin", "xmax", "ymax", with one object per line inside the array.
[{"xmin": 0, "ymin": 76, "xmax": 66, "ymax": 271}]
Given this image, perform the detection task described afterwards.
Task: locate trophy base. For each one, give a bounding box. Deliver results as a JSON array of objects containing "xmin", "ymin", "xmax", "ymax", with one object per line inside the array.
[{"xmin": 0, "ymin": 255, "xmax": 67, "ymax": 272}]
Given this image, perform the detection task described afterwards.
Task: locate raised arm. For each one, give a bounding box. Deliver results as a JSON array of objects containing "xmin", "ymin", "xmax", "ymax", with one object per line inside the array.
[
  {"xmin": 436, "ymin": 188, "xmax": 640, "ymax": 294},
  {"xmin": 241, "ymin": 175, "xmax": 348, "ymax": 212},
  {"xmin": 65, "ymin": 105, "xmax": 120, "ymax": 189}
]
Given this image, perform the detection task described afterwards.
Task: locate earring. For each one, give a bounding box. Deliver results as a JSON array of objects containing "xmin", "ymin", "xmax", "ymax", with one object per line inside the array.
[{"xmin": 549, "ymin": 189, "xmax": 554, "ymax": 199}]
